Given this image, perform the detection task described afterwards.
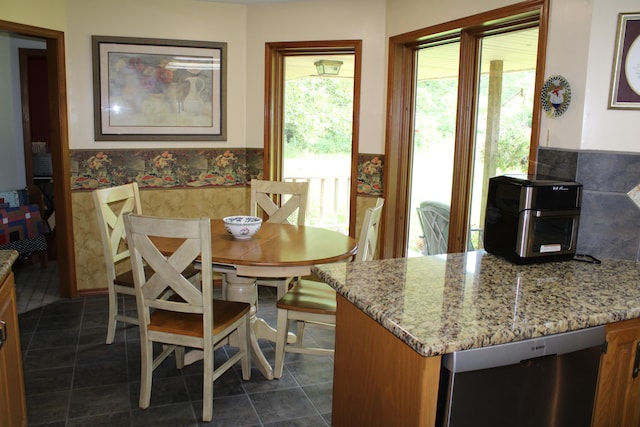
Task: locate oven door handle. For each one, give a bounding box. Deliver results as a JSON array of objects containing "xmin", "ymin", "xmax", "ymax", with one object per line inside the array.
[{"xmin": 531, "ymin": 209, "xmax": 580, "ymax": 217}]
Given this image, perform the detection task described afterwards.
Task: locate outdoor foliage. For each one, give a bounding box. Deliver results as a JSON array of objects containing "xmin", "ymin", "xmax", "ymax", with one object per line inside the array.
[
  {"xmin": 282, "ymin": 76, "xmax": 354, "ymax": 233},
  {"xmin": 478, "ymin": 70, "xmax": 535, "ymax": 173},
  {"xmin": 284, "ymin": 77, "xmax": 354, "ymax": 158},
  {"xmin": 409, "ymin": 70, "xmax": 535, "ymax": 255},
  {"xmin": 413, "ymin": 69, "xmax": 534, "ymax": 174}
]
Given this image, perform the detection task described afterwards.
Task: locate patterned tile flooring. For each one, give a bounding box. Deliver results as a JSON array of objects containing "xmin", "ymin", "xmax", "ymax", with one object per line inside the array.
[{"xmin": 14, "ymin": 261, "xmax": 335, "ymax": 426}]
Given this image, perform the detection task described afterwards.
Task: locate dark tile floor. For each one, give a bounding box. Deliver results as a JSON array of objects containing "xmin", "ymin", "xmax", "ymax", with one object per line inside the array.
[
  {"xmin": 14, "ymin": 261, "xmax": 335, "ymax": 426},
  {"xmin": 14, "ymin": 258, "xmax": 60, "ymax": 314}
]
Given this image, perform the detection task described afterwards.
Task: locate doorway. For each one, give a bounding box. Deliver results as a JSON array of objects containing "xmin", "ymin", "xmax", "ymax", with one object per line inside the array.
[
  {"xmin": 0, "ymin": 19, "xmax": 76, "ymax": 298},
  {"xmin": 19, "ymin": 48, "xmax": 57, "ymax": 261},
  {"xmin": 282, "ymin": 53, "xmax": 355, "ymax": 234},
  {"xmin": 265, "ymin": 40, "xmax": 362, "ymax": 237}
]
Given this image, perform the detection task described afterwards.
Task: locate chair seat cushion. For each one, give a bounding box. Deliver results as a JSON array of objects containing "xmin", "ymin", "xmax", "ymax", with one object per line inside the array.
[
  {"xmin": 148, "ymin": 299, "xmax": 250, "ymax": 338},
  {"xmin": 276, "ymin": 279, "xmax": 336, "ymax": 314},
  {"xmin": 114, "ymin": 264, "xmax": 200, "ymax": 287}
]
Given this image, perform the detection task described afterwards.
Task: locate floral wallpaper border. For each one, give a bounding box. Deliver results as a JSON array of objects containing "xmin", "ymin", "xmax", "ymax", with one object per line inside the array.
[
  {"xmin": 70, "ymin": 148, "xmax": 384, "ymax": 196},
  {"xmin": 357, "ymin": 154, "xmax": 383, "ymax": 196}
]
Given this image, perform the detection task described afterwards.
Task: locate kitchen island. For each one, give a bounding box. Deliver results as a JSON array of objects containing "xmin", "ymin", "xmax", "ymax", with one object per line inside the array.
[{"xmin": 313, "ymin": 250, "xmax": 640, "ymax": 426}]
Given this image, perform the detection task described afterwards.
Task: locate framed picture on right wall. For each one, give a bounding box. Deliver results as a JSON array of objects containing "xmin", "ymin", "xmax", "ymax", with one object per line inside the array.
[{"xmin": 609, "ymin": 12, "xmax": 640, "ymax": 109}]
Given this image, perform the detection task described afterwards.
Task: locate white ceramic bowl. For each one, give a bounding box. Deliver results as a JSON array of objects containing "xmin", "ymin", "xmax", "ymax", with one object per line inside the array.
[{"xmin": 223, "ymin": 215, "xmax": 262, "ymax": 240}]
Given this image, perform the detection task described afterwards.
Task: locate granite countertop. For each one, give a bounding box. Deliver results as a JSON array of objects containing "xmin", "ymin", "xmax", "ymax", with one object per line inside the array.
[
  {"xmin": 313, "ymin": 250, "xmax": 640, "ymax": 358},
  {"xmin": 0, "ymin": 250, "xmax": 19, "ymax": 283}
]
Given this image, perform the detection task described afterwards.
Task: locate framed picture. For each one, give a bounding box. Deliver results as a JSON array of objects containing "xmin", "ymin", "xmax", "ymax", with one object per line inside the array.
[
  {"xmin": 92, "ymin": 36, "xmax": 227, "ymax": 140},
  {"xmin": 609, "ymin": 13, "xmax": 640, "ymax": 110}
]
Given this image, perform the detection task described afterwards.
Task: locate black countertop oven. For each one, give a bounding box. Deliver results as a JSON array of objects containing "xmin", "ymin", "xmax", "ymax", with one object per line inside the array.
[{"xmin": 483, "ymin": 174, "xmax": 582, "ymax": 264}]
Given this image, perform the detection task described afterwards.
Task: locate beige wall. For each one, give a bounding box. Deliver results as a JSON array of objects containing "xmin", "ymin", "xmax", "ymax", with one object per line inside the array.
[
  {"xmin": 65, "ymin": 0, "xmax": 248, "ymax": 150},
  {"xmin": 581, "ymin": 0, "xmax": 638, "ymax": 151},
  {"xmin": 540, "ymin": 0, "xmax": 592, "ymax": 151},
  {"xmin": 61, "ymin": 0, "xmax": 389, "ymax": 154},
  {"xmin": 0, "ymin": 0, "xmax": 66, "ymax": 31}
]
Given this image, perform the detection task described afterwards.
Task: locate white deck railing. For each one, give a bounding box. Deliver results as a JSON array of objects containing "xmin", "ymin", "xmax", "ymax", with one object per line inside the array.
[{"xmin": 284, "ymin": 175, "xmax": 350, "ymax": 234}]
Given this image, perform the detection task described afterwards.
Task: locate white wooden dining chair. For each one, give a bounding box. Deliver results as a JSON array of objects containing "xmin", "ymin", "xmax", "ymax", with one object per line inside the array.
[
  {"xmin": 250, "ymin": 178, "xmax": 309, "ymax": 226},
  {"xmin": 245, "ymin": 179, "xmax": 310, "ymax": 299},
  {"xmin": 273, "ymin": 197, "xmax": 384, "ymax": 379},
  {"xmin": 93, "ymin": 183, "xmax": 144, "ymax": 344},
  {"xmin": 123, "ymin": 214, "xmax": 251, "ymax": 423},
  {"xmin": 94, "ymin": 182, "xmax": 199, "ymax": 344}
]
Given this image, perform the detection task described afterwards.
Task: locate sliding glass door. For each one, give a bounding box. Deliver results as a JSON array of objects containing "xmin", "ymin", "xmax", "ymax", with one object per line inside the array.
[
  {"xmin": 383, "ymin": 1, "xmax": 549, "ymax": 259},
  {"xmin": 468, "ymin": 28, "xmax": 539, "ymax": 251},
  {"xmin": 407, "ymin": 27, "xmax": 539, "ymax": 257}
]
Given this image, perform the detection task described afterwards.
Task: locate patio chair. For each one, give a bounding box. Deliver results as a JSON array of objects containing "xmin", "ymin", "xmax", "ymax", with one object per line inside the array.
[{"xmin": 416, "ymin": 200, "xmax": 475, "ymax": 256}]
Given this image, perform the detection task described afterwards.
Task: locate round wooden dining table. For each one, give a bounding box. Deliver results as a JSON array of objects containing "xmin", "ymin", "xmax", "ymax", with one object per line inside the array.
[{"xmin": 154, "ymin": 219, "xmax": 357, "ymax": 380}]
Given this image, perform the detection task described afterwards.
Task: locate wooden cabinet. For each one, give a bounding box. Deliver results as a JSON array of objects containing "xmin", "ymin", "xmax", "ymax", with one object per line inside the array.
[
  {"xmin": 0, "ymin": 271, "xmax": 27, "ymax": 427},
  {"xmin": 592, "ymin": 317, "xmax": 640, "ymax": 427},
  {"xmin": 332, "ymin": 295, "xmax": 441, "ymax": 427}
]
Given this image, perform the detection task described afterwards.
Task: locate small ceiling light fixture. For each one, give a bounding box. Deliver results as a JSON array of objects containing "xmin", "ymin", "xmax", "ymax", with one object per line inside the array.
[{"xmin": 314, "ymin": 59, "xmax": 343, "ymax": 76}]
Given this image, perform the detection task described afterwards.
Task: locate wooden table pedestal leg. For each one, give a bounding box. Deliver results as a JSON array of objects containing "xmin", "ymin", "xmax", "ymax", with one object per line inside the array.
[{"xmin": 224, "ymin": 272, "xmax": 274, "ymax": 380}]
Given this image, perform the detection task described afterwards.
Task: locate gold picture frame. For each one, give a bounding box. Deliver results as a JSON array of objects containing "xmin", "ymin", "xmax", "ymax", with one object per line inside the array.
[
  {"xmin": 92, "ymin": 35, "xmax": 227, "ymax": 140},
  {"xmin": 609, "ymin": 13, "xmax": 640, "ymax": 110}
]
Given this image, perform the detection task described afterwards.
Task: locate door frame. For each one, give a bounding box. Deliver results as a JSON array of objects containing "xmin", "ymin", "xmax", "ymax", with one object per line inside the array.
[
  {"xmin": 380, "ymin": 0, "xmax": 549, "ymax": 258},
  {"xmin": 264, "ymin": 40, "xmax": 362, "ymax": 237},
  {"xmin": 0, "ymin": 19, "xmax": 76, "ymax": 298}
]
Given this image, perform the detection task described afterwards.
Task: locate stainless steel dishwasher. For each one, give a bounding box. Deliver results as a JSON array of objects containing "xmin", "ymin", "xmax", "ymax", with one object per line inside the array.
[{"xmin": 436, "ymin": 326, "xmax": 605, "ymax": 427}]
